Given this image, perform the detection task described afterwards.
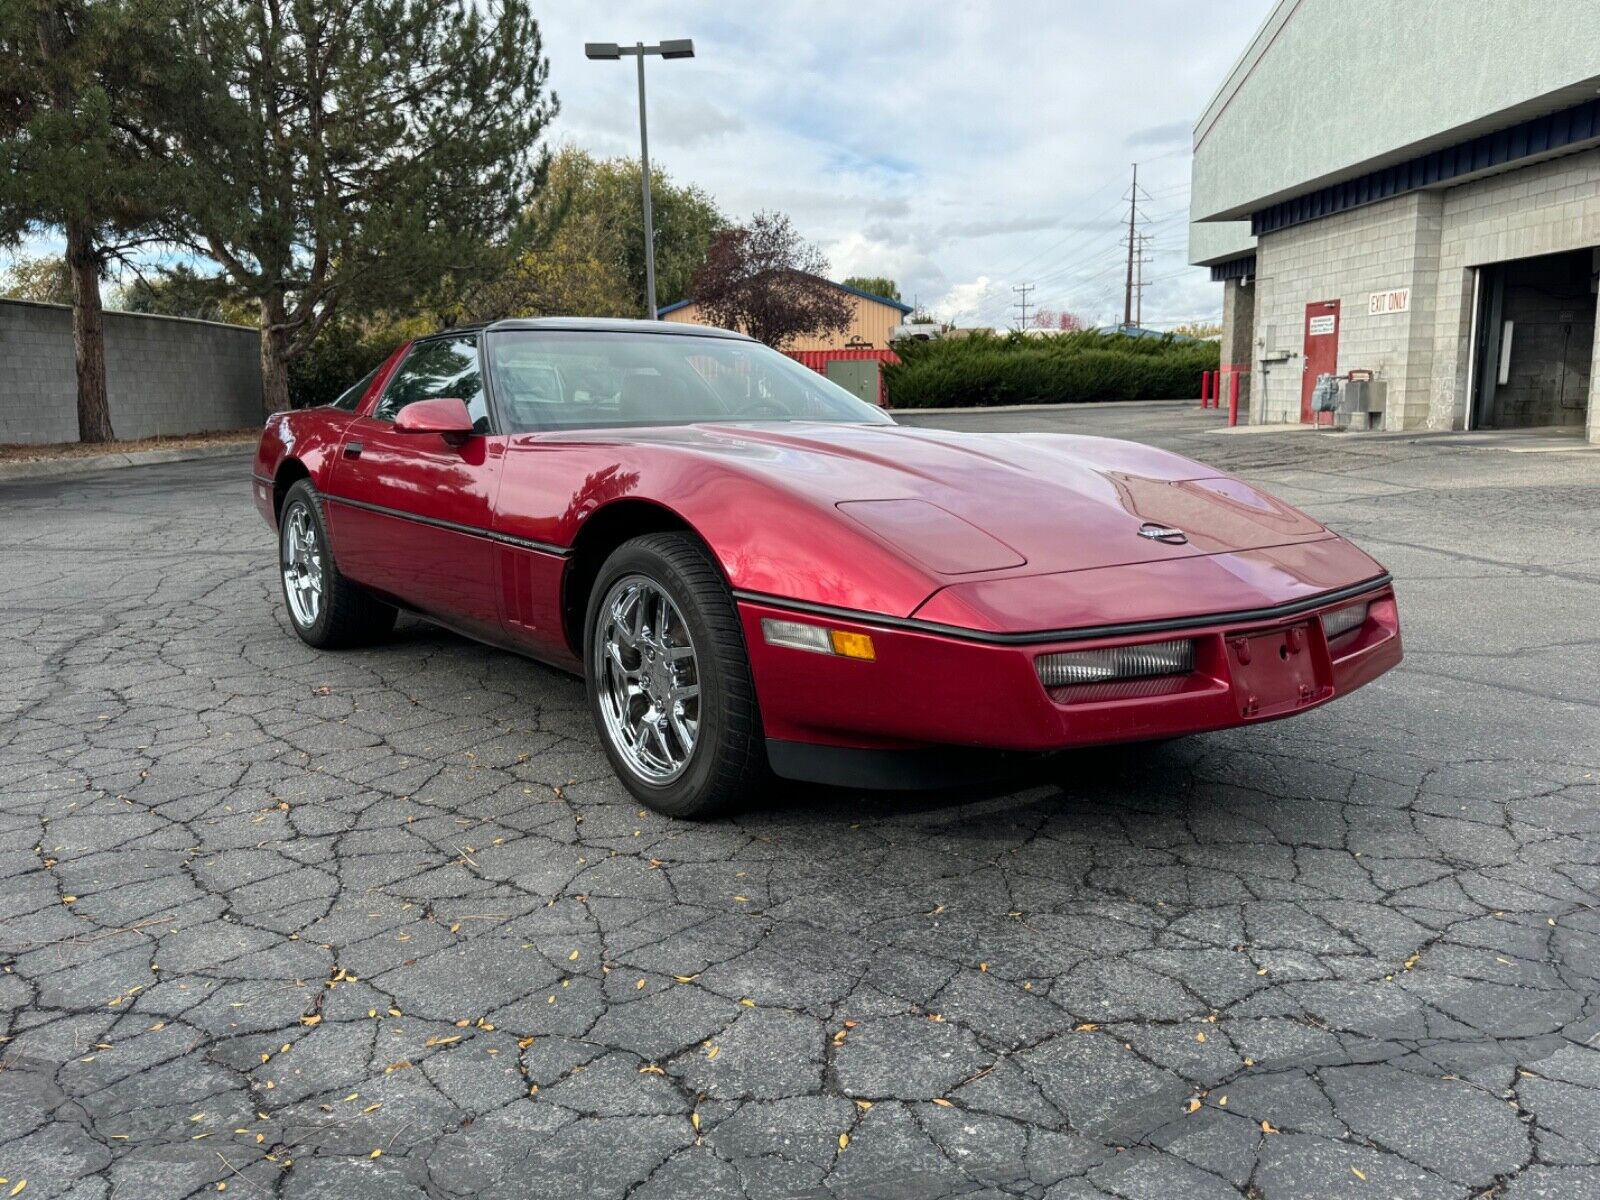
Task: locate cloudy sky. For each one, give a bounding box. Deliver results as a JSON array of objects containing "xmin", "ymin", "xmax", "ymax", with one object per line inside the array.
[
  {"xmin": 4, "ymin": 1, "xmax": 1270, "ymax": 329},
  {"xmin": 538, "ymin": 1, "xmax": 1269, "ymax": 329}
]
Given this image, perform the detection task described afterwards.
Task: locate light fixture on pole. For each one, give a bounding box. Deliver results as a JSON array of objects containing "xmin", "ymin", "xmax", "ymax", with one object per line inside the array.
[{"xmin": 585, "ymin": 38, "xmax": 696, "ymax": 320}]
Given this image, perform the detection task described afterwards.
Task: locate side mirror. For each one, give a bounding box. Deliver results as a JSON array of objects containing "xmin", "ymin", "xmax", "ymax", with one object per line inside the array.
[{"xmin": 394, "ymin": 397, "xmax": 475, "ymax": 446}]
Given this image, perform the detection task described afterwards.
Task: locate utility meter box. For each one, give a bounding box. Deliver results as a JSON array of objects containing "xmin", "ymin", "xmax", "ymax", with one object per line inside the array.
[
  {"xmin": 1338, "ymin": 376, "xmax": 1386, "ymax": 431},
  {"xmin": 1312, "ymin": 373, "xmax": 1342, "ymax": 413}
]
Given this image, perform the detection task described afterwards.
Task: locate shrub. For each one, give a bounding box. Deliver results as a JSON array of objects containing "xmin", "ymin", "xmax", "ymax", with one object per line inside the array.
[
  {"xmin": 883, "ymin": 330, "xmax": 1219, "ymax": 409},
  {"xmin": 287, "ymin": 315, "xmax": 433, "ymax": 408}
]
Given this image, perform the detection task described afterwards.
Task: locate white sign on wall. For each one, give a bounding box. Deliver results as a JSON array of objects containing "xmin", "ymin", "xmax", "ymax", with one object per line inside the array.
[
  {"xmin": 1308, "ymin": 315, "xmax": 1337, "ymax": 336},
  {"xmin": 1368, "ymin": 288, "xmax": 1411, "ymax": 316}
]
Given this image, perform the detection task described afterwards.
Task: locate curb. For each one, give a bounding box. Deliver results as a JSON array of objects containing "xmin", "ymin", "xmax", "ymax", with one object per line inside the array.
[
  {"xmin": 0, "ymin": 441, "xmax": 254, "ymax": 483},
  {"xmin": 1203, "ymin": 423, "xmax": 1320, "ymax": 436},
  {"xmin": 888, "ymin": 398, "xmax": 1197, "ymax": 416}
]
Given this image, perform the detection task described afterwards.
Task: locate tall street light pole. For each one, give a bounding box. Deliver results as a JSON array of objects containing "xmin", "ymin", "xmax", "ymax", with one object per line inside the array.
[{"xmin": 585, "ymin": 38, "xmax": 695, "ymax": 320}]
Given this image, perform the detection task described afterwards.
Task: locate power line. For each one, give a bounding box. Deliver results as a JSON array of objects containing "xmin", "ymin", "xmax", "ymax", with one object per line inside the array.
[
  {"xmin": 1026, "ymin": 227, "xmax": 1133, "ymax": 290},
  {"xmin": 988, "ymin": 166, "xmax": 1194, "ymax": 328},
  {"xmin": 994, "ymin": 192, "xmax": 1129, "ymax": 284}
]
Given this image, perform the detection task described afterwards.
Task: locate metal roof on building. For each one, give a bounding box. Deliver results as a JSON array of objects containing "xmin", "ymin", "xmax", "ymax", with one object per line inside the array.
[{"xmin": 657, "ymin": 275, "xmax": 913, "ymax": 318}]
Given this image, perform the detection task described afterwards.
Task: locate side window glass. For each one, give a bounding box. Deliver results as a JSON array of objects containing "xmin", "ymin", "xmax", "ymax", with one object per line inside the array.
[
  {"xmin": 330, "ymin": 365, "xmax": 380, "ymax": 411},
  {"xmin": 373, "ymin": 337, "xmax": 490, "ymax": 431}
]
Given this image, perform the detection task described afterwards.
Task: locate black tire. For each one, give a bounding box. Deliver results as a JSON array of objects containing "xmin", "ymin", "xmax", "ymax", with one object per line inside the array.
[
  {"xmin": 278, "ymin": 479, "xmax": 397, "ymax": 649},
  {"xmin": 583, "ymin": 533, "xmax": 768, "ymax": 818}
]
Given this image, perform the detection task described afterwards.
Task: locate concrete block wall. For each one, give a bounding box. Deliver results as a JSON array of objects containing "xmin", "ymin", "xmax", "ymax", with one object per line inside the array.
[
  {"xmin": 1219, "ymin": 277, "xmax": 1254, "ymax": 413},
  {"xmin": 1253, "ymin": 191, "xmax": 1443, "ymax": 428},
  {"xmin": 1426, "ymin": 147, "xmax": 1600, "ymax": 432},
  {"xmin": 0, "ymin": 299, "xmax": 262, "ymax": 444},
  {"xmin": 1591, "ymin": 303, "xmax": 1600, "ymax": 445}
]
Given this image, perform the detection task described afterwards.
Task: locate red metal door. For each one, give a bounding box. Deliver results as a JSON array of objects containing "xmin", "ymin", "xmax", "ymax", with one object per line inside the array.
[{"xmin": 1300, "ymin": 299, "xmax": 1341, "ymax": 423}]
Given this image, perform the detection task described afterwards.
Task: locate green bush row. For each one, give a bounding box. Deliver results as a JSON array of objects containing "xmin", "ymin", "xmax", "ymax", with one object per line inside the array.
[{"xmin": 883, "ymin": 330, "xmax": 1219, "ymax": 409}]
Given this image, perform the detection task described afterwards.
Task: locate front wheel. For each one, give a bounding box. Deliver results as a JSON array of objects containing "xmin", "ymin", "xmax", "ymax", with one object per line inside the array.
[{"xmin": 584, "ymin": 533, "xmax": 768, "ymax": 818}]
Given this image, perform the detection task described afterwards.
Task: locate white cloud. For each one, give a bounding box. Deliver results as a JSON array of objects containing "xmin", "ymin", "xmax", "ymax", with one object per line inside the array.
[
  {"xmin": 539, "ymin": 1, "xmax": 1261, "ymax": 329},
  {"xmin": 938, "ymin": 276, "xmax": 1008, "ymax": 327},
  {"xmin": 4, "ymin": 2, "xmax": 1261, "ymax": 330}
]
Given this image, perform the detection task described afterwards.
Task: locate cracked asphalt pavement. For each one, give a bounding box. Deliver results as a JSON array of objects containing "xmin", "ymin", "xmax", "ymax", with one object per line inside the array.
[{"xmin": 3, "ymin": 403, "xmax": 1599, "ymax": 1200}]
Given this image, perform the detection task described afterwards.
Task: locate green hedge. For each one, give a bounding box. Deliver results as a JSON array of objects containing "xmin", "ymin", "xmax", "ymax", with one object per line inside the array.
[{"xmin": 883, "ymin": 330, "xmax": 1219, "ymax": 409}]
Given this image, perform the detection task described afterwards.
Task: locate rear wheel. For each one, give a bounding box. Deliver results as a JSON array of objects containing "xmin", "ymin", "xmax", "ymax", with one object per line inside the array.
[
  {"xmin": 584, "ymin": 533, "xmax": 768, "ymax": 818},
  {"xmin": 278, "ymin": 479, "xmax": 397, "ymax": 649}
]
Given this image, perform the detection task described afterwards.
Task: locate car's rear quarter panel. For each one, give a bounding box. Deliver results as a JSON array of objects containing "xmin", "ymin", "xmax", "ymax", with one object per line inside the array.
[
  {"xmin": 254, "ymin": 343, "xmax": 410, "ymax": 531},
  {"xmin": 252, "ymin": 410, "xmax": 354, "ymax": 528}
]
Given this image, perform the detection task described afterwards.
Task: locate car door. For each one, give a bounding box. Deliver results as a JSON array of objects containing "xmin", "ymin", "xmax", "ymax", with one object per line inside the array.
[{"xmin": 323, "ymin": 334, "xmax": 505, "ymax": 640}]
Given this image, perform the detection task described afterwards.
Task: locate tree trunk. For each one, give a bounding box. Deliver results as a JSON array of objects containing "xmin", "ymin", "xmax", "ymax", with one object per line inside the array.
[
  {"xmin": 65, "ymin": 220, "xmax": 114, "ymax": 444},
  {"xmin": 259, "ymin": 295, "xmax": 291, "ymax": 415}
]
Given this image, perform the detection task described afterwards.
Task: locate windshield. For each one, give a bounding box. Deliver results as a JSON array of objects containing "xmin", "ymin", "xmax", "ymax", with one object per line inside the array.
[{"xmin": 485, "ymin": 329, "xmax": 895, "ymax": 432}]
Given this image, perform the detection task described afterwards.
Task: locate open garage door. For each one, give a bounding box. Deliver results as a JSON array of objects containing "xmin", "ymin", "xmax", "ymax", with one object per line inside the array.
[{"xmin": 1472, "ymin": 249, "xmax": 1598, "ymax": 430}]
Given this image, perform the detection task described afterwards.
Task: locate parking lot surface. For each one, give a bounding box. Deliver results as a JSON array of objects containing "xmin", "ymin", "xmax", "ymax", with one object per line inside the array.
[{"xmin": 3, "ymin": 403, "xmax": 1599, "ymax": 1200}]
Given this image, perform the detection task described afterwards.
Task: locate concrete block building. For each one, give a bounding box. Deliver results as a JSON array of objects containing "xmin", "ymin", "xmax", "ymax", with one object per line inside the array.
[{"xmin": 1189, "ymin": 1, "xmax": 1600, "ymax": 443}]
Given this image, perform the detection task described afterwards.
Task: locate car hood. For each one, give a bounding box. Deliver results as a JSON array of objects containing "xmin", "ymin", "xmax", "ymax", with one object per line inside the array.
[{"xmin": 596, "ymin": 421, "xmax": 1330, "ymax": 578}]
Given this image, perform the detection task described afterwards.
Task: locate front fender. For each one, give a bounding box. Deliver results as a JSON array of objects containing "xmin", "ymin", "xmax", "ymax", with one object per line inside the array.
[{"xmin": 497, "ymin": 440, "xmax": 943, "ymax": 618}]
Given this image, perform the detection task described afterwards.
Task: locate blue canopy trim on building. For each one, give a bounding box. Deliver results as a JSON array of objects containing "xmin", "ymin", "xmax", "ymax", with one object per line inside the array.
[
  {"xmin": 1250, "ymin": 97, "xmax": 1600, "ymax": 237},
  {"xmin": 1209, "ymin": 255, "xmax": 1257, "ymax": 283}
]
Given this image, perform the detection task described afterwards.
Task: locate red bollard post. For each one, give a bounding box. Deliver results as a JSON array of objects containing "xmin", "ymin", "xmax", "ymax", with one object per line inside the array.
[
  {"xmin": 1228, "ymin": 369, "xmax": 1241, "ymax": 426},
  {"xmin": 1200, "ymin": 371, "xmax": 1212, "ymax": 408}
]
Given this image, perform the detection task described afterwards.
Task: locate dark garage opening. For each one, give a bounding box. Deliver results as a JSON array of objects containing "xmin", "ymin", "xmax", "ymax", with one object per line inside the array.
[{"xmin": 1472, "ymin": 248, "xmax": 1598, "ymax": 430}]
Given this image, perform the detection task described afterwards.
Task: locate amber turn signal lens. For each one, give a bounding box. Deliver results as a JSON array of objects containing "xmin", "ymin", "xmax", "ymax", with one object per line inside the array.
[
  {"xmin": 828, "ymin": 630, "xmax": 876, "ymax": 660},
  {"xmin": 760, "ymin": 618, "xmax": 876, "ymax": 661}
]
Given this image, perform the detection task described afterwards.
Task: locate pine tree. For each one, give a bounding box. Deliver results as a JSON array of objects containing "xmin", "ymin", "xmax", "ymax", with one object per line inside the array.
[
  {"xmin": 160, "ymin": 0, "xmax": 557, "ymax": 413},
  {"xmin": 0, "ymin": 1, "xmax": 187, "ymax": 442}
]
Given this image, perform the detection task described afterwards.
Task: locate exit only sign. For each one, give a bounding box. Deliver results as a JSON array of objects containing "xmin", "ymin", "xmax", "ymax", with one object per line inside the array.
[{"xmin": 1368, "ymin": 288, "xmax": 1411, "ymax": 316}]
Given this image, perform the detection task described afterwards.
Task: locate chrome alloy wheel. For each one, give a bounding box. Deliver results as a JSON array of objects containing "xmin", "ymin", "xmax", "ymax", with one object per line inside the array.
[
  {"xmin": 281, "ymin": 502, "xmax": 324, "ymax": 628},
  {"xmin": 593, "ymin": 574, "xmax": 701, "ymax": 784}
]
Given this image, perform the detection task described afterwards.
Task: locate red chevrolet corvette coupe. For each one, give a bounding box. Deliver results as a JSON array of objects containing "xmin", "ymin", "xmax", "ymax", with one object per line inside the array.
[{"xmin": 253, "ymin": 318, "xmax": 1401, "ymax": 816}]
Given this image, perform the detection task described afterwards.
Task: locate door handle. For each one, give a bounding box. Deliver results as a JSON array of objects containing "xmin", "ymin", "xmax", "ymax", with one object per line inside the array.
[{"xmin": 344, "ymin": 442, "xmax": 363, "ymax": 458}]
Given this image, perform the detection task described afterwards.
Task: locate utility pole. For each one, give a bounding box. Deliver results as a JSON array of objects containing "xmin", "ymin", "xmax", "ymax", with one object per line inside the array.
[
  {"xmin": 1123, "ymin": 162, "xmax": 1138, "ymax": 330},
  {"xmin": 1134, "ymin": 231, "xmax": 1152, "ymax": 327},
  {"xmin": 1012, "ymin": 283, "xmax": 1035, "ymax": 331}
]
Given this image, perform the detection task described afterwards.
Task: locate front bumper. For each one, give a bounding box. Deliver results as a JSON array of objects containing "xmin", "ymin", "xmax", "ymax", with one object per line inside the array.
[{"xmin": 739, "ymin": 579, "xmax": 1401, "ymax": 785}]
